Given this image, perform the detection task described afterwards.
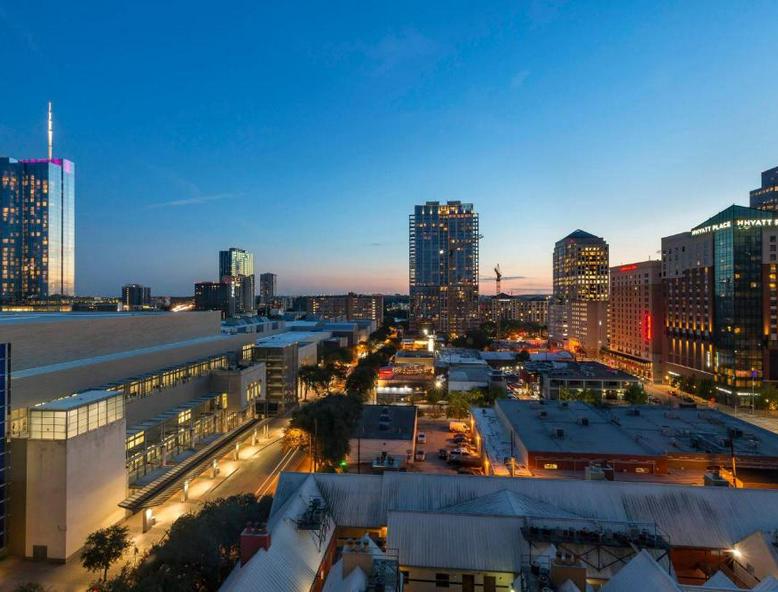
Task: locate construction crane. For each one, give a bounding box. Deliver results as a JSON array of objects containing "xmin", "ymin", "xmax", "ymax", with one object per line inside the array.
[{"xmin": 481, "ymin": 264, "xmax": 524, "ymax": 295}]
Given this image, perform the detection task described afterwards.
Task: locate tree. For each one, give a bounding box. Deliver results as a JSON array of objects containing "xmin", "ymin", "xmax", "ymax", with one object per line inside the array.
[
  {"xmin": 287, "ymin": 394, "xmax": 363, "ymax": 468},
  {"xmin": 558, "ymin": 386, "xmax": 574, "ymax": 401},
  {"xmin": 13, "ymin": 584, "xmax": 49, "ymax": 592},
  {"xmin": 698, "ymin": 379, "xmax": 715, "ymax": 399},
  {"xmin": 579, "ymin": 388, "xmax": 602, "ymax": 406},
  {"xmin": 623, "ymin": 383, "xmax": 648, "ymax": 405},
  {"xmin": 115, "ymin": 494, "xmax": 273, "ymax": 592},
  {"xmin": 448, "ymin": 390, "xmax": 479, "ymax": 419},
  {"xmin": 451, "ymin": 329, "xmax": 492, "ymax": 350},
  {"xmin": 81, "ymin": 525, "xmax": 132, "ymax": 582},
  {"xmin": 758, "ymin": 383, "xmax": 778, "ymax": 411}
]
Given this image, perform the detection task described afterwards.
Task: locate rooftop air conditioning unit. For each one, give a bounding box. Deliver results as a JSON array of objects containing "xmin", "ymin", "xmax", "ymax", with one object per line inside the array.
[
  {"xmin": 578, "ymin": 417, "xmax": 589, "ymax": 426},
  {"xmin": 554, "ymin": 427, "xmax": 565, "ymax": 439}
]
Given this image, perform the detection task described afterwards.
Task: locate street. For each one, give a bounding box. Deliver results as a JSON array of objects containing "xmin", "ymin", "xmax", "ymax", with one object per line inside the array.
[{"xmin": 0, "ymin": 416, "xmax": 306, "ymax": 592}]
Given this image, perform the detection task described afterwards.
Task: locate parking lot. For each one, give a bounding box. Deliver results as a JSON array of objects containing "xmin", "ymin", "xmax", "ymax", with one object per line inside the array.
[{"xmin": 412, "ymin": 417, "xmax": 482, "ymax": 475}]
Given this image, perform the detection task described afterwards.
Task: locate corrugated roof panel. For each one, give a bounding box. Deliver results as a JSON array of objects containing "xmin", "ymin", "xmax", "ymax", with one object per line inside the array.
[{"xmin": 387, "ymin": 511, "xmax": 526, "ymax": 573}]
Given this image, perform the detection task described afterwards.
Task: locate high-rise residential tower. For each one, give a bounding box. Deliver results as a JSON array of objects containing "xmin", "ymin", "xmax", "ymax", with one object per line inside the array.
[
  {"xmin": 0, "ymin": 108, "xmax": 75, "ymax": 305},
  {"xmin": 409, "ymin": 201, "xmax": 480, "ymax": 335},
  {"xmin": 121, "ymin": 284, "xmax": 151, "ymax": 310},
  {"xmin": 259, "ymin": 272, "xmax": 277, "ymax": 305},
  {"xmin": 750, "ymin": 166, "xmax": 778, "ymax": 212},
  {"xmin": 548, "ymin": 230, "xmax": 609, "ymax": 357},
  {"xmin": 218, "ymin": 248, "xmax": 255, "ymax": 314}
]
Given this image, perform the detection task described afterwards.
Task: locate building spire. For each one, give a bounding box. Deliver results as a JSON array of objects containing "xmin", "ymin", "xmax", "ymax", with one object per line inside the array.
[{"xmin": 47, "ymin": 101, "xmax": 53, "ymax": 160}]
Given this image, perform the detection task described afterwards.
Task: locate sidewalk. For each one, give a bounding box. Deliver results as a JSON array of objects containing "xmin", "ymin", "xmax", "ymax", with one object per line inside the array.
[{"xmin": 0, "ymin": 416, "xmax": 305, "ymax": 592}]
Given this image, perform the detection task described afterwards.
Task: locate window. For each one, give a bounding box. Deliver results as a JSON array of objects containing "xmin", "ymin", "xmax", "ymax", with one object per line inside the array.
[
  {"xmin": 484, "ymin": 576, "xmax": 497, "ymax": 592},
  {"xmin": 544, "ymin": 463, "xmax": 558, "ymax": 470},
  {"xmin": 435, "ymin": 573, "xmax": 450, "ymax": 588},
  {"xmin": 462, "ymin": 574, "xmax": 475, "ymax": 592}
]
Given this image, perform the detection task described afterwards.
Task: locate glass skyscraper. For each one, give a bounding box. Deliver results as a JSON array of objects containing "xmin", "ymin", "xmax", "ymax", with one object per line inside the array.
[
  {"xmin": 0, "ymin": 157, "xmax": 75, "ymax": 304},
  {"xmin": 409, "ymin": 201, "xmax": 480, "ymax": 335}
]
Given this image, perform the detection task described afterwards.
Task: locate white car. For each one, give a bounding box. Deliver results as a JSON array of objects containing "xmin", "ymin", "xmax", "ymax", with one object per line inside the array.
[{"xmin": 417, "ymin": 432, "xmax": 427, "ymax": 444}]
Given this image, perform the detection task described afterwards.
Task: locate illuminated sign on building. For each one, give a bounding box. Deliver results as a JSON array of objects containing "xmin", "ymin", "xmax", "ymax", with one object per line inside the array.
[{"xmin": 691, "ymin": 218, "xmax": 778, "ymax": 236}]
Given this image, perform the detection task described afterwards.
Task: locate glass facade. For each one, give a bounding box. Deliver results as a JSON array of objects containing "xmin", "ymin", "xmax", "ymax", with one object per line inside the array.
[
  {"xmin": 0, "ymin": 343, "xmax": 9, "ymax": 553},
  {"xmin": 28, "ymin": 391, "xmax": 124, "ymax": 441},
  {"xmin": 409, "ymin": 201, "xmax": 480, "ymax": 335},
  {"xmin": 0, "ymin": 157, "xmax": 75, "ymax": 304}
]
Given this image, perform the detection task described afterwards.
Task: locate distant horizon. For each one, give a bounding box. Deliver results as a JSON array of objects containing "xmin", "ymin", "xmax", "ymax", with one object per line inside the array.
[{"xmin": 2, "ymin": 2, "xmax": 777, "ymax": 296}]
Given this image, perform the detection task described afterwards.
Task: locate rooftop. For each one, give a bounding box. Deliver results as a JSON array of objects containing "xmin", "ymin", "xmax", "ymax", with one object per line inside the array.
[
  {"xmin": 255, "ymin": 331, "xmax": 331, "ymax": 348},
  {"xmin": 33, "ymin": 389, "xmax": 119, "ymax": 411},
  {"xmin": 0, "ymin": 311, "xmax": 170, "ymax": 326},
  {"xmin": 542, "ymin": 361, "xmax": 638, "ymax": 381},
  {"xmin": 495, "ymin": 399, "xmax": 778, "ymax": 459},
  {"xmin": 354, "ymin": 405, "xmax": 417, "ymax": 440}
]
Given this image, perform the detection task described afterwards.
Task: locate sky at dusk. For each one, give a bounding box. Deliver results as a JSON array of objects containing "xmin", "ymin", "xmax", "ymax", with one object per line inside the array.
[{"xmin": 2, "ymin": 1, "xmax": 778, "ymax": 296}]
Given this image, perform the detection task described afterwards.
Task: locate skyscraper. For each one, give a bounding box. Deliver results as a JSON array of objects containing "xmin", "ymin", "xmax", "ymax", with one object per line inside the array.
[
  {"xmin": 218, "ymin": 248, "xmax": 254, "ymax": 314},
  {"xmin": 259, "ymin": 272, "xmax": 277, "ymax": 305},
  {"xmin": 549, "ymin": 230, "xmax": 609, "ymax": 356},
  {"xmin": 750, "ymin": 166, "xmax": 778, "ymax": 211},
  {"xmin": 0, "ymin": 156, "xmax": 75, "ymax": 304},
  {"xmin": 409, "ymin": 201, "xmax": 480, "ymax": 335}
]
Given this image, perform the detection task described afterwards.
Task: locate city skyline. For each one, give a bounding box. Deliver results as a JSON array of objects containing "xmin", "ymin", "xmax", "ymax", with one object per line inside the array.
[{"xmin": 2, "ymin": 2, "xmax": 778, "ymax": 296}]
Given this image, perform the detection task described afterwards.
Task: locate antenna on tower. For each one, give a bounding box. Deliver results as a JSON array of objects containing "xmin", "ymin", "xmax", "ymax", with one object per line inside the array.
[{"xmin": 47, "ymin": 102, "xmax": 53, "ymax": 160}]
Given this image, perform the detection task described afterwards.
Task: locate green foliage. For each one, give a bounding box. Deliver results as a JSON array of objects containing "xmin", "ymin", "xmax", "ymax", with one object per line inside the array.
[
  {"xmin": 81, "ymin": 525, "xmax": 132, "ymax": 582},
  {"xmin": 12, "ymin": 584, "xmax": 49, "ymax": 592},
  {"xmin": 101, "ymin": 495, "xmax": 273, "ymax": 592},
  {"xmin": 298, "ymin": 364, "xmax": 346, "ymax": 397},
  {"xmin": 559, "ymin": 387, "xmax": 602, "ymax": 406},
  {"xmin": 322, "ymin": 346, "xmax": 354, "ymax": 366},
  {"xmin": 623, "ymin": 383, "xmax": 648, "ymax": 405},
  {"xmin": 288, "ymin": 394, "xmax": 363, "ymax": 468},
  {"xmin": 451, "ymin": 329, "xmax": 492, "ymax": 350},
  {"xmin": 698, "ymin": 379, "xmax": 715, "ymax": 399},
  {"xmin": 757, "ymin": 383, "xmax": 778, "ymax": 410},
  {"xmin": 448, "ymin": 390, "xmax": 480, "ymax": 419}
]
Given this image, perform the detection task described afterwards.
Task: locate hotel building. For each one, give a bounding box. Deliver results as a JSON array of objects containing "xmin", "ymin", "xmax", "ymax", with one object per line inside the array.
[
  {"xmin": 409, "ymin": 201, "xmax": 480, "ymax": 335},
  {"xmin": 662, "ymin": 205, "xmax": 778, "ymax": 391},
  {"xmin": 603, "ymin": 260, "xmax": 665, "ymax": 382},
  {"xmin": 259, "ymin": 272, "xmax": 277, "ymax": 305},
  {"xmin": 548, "ymin": 230, "xmax": 609, "ymax": 357}
]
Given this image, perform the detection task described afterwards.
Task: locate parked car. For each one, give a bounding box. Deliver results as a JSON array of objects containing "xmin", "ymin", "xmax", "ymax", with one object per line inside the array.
[
  {"xmin": 449, "ymin": 455, "xmax": 482, "ymax": 468},
  {"xmin": 452, "ymin": 434, "xmax": 470, "ymax": 444},
  {"xmin": 417, "ymin": 432, "xmax": 427, "ymax": 444},
  {"xmin": 438, "ymin": 448, "xmax": 450, "ymax": 460},
  {"xmin": 449, "ymin": 448, "xmax": 473, "ymax": 457},
  {"xmin": 449, "ymin": 421, "xmax": 469, "ymax": 433},
  {"xmin": 457, "ymin": 467, "xmax": 484, "ymax": 475},
  {"xmin": 415, "ymin": 450, "xmax": 426, "ymax": 462}
]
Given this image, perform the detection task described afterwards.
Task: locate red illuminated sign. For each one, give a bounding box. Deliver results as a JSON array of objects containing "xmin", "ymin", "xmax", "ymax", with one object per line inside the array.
[
  {"xmin": 643, "ymin": 311, "xmax": 652, "ymax": 343},
  {"xmin": 619, "ymin": 264, "xmax": 638, "ymax": 272}
]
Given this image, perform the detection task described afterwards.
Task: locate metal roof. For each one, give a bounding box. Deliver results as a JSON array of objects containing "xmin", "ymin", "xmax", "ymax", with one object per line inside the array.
[
  {"xmin": 277, "ymin": 471, "xmax": 778, "ymax": 549},
  {"xmin": 33, "ymin": 389, "xmax": 119, "ymax": 410},
  {"xmin": 602, "ymin": 550, "xmax": 681, "ymax": 592},
  {"xmin": 354, "ymin": 405, "xmax": 417, "ymax": 441},
  {"xmin": 387, "ymin": 510, "xmax": 525, "ymax": 572}
]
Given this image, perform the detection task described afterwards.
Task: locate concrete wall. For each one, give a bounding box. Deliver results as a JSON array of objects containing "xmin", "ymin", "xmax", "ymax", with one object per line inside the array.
[
  {"xmin": 12, "ymin": 419, "xmax": 127, "ymax": 561},
  {"xmin": 210, "ymin": 363, "xmax": 266, "ymax": 412},
  {"xmin": 3, "ymin": 311, "xmax": 223, "ymax": 372},
  {"xmin": 124, "ymin": 376, "xmax": 211, "ymax": 426},
  {"xmin": 12, "ymin": 333, "xmax": 254, "ymax": 408},
  {"xmin": 348, "ymin": 438, "xmax": 415, "ymax": 465}
]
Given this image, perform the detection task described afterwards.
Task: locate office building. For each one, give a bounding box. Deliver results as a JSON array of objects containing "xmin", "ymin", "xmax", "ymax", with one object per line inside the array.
[
  {"xmin": 603, "ymin": 261, "xmax": 665, "ymax": 382},
  {"xmin": 224, "ymin": 470, "xmax": 778, "ymax": 592},
  {"xmin": 662, "ymin": 205, "xmax": 778, "ymax": 391},
  {"xmin": 409, "ymin": 201, "xmax": 480, "ymax": 335},
  {"xmin": 548, "ymin": 230, "xmax": 609, "ymax": 357},
  {"xmin": 305, "ymin": 293, "xmax": 384, "ymax": 323},
  {"xmin": 2, "ymin": 311, "xmax": 269, "ymax": 560},
  {"xmin": 0, "ymin": 156, "xmax": 75, "ymax": 305},
  {"xmin": 121, "ymin": 284, "xmax": 151, "ymax": 310},
  {"xmin": 259, "ymin": 272, "xmax": 276, "ymax": 305},
  {"xmin": 750, "ymin": 165, "xmax": 778, "ymax": 212}
]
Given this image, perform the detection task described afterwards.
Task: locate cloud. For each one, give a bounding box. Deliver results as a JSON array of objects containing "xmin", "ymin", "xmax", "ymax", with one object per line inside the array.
[
  {"xmin": 510, "ymin": 69, "xmax": 530, "ymax": 89},
  {"xmin": 336, "ymin": 28, "xmax": 448, "ymax": 76},
  {"xmin": 145, "ymin": 193, "xmax": 238, "ymax": 209}
]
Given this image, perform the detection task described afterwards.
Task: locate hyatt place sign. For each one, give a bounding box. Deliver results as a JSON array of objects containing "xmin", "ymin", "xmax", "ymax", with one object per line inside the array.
[{"xmin": 691, "ymin": 218, "xmax": 778, "ymax": 236}]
